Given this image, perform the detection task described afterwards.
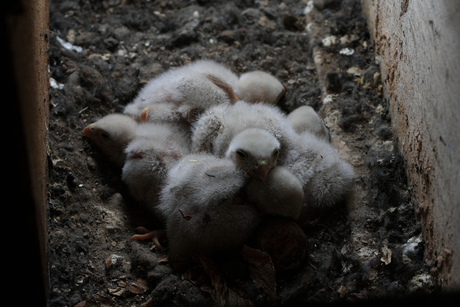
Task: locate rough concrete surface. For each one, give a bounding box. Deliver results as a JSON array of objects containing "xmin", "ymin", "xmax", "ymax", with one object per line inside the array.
[{"xmin": 361, "ymin": 0, "xmax": 460, "ymax": 289}]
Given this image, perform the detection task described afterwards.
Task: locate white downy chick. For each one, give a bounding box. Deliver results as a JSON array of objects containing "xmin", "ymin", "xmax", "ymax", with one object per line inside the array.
[
  {"xmin": 82, "ymin": 113, "xmax": 137, "ymax": 167},
  {"xmin": 282, "ymin": 131, "xmax": 354, "ymax": 211},
  {"xmin": 157, "ymin": 154, "xmax": 262, "ymax": 260},
  {"xmin": 191, "ymin": 101, "xmax": 352, "ymax": 210},
  {"xmin": 236, "ymin": 70, "xmax": 286, "ymax": 105},
  {"xmin": 287, "ymin": 105, "xmax": 330, "ymax": 141},
  {"xmin": 121, "ymin": 122, "xmax": 190, "ymax": 204},
  {"xmin": 123, "ymin": 59, "xmax": 239, "ymax": 123},
  {"xmin": 246, "ymin": 166, "xmax": 303, "ymax": 220},
  {"xmin": 191, "ymin": 100, "xmax": 297, "ymax": 181}
]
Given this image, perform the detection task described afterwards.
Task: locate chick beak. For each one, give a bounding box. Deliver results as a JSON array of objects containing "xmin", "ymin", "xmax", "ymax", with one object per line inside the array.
[
  {"xmin": 252, "ymin": 161, "xmax": 272, "ymax": 182},
  {"xmin": 275, "ymin": 84, "xmax": 287, "ymax": 104},
  {"xmin": 82, "ymin": 124, "xmax": 94, "ymax": 137},
  {"xmin": 140, "ymin": 107, "xmax": 150, "ymax": 122}
]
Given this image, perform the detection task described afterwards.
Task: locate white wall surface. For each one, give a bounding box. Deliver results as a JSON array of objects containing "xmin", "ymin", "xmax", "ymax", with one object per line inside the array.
[{"xmin": 361, "ymin": 0, "xmax": 460, "ymax": 289}]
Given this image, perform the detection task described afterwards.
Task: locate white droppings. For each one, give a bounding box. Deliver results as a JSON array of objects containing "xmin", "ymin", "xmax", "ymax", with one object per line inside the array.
[
  {"xmin": 339, "ymin": 48, "xmax": 355, "ymax": 56},
  {"xmin": 49, "ymin": 78, "xmax": 64, "ymax": 90},
  {"xmin": 323, "ymin": 95, "xmax": 334, "ymax": 104},
  {"xmin": 304, "ymin": 1, "xmax": 315, "ymax": 15},
  {"xmin": 56, "ymin": 36, "xmax": 83, "ymax": 52},
  {"xmin": 322, "ymin": 35, "xmax": 338, "ymax": 47}
]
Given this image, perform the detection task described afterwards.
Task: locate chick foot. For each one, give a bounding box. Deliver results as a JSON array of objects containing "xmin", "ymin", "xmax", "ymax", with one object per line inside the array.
[{"xmin": 131, "ymin": 227, "xmax": 166, "ymax": 251}]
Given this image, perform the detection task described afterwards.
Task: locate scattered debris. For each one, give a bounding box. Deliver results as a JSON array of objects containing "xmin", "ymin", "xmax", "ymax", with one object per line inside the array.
[
  {"xmin": 56, "ymin": 36, "xmax": 82, "ymax": 52},
  {"xmin": 407, "ymin": 274, "xmax": 434, "ymax": 293},
  {"xmin": 323, "ymin": 35, "xmax": 338, "ymax": 47},
  {"xmin": 380, "ymin": 244, "xmax": 392, "ymax": 265},
  {"xmin": 105, "ymin": 254, "xmax": 124, "ymax": 269}
]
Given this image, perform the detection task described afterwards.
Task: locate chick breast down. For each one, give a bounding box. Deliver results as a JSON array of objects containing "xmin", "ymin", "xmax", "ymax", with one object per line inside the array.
[
  {"xmin": 246, "ymin": 166, "xmax": 304, "ymax": 220},
  {"xmin": 123, "ymin": 60, "xmax": 239, "ymax": 122},
  {"xmin": 121, "ymin": 122, "xmax": 190, "ymax": 204},
  {"xmin": 157, "ymin": 154, "xmax": 262, "ymax": 259}
]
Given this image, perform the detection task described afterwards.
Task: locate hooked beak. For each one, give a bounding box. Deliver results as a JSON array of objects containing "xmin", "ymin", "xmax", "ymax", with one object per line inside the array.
[
  {"xmin": 248, "ymin": 161, "xmax": 273, "ymax": 182},
  {"xmin": 140, "ymin": 107, "xmax": 150, "ymax": 122},
  {"xmin": 274, "ymin": 84, "xmax": 287, "ymax": 104},
  {"xmin": 82, "ymin": 124, "xmax": 94, "ymax": 137}
]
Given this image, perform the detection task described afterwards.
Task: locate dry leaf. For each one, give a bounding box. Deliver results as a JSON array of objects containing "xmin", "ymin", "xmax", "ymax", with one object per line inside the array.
[
  {"xmin": 241, "ymin": 245, "xmax": 277, "ymax": 302},
  {"xmin": 107, "ymin": 287, "xmax": 126, "ymax": 297},
  {"xmin": 354, "ymin": 76, "xmax": 363, "ymax": 85},
  {"xmin": 225, "ymin": 287, "xmax": 254, "ymax": 307},
  {"xmin": 96, "ymin": 294, "xmax": 119, "ymax": 307},
  {"xmin": 251, "ymin": 218, "xmax": 307, "ymax": 272},
  {"xmin": 128, "ymin": 278, "xmax": 148, "ymax": 294},
  {"xmin": 184, "ymin": 254, "xmax": 222, "ymax": 303},
  {"xmin": 140, "ymin": 298, "xmax": 153, "ymax": 307},
  {"xmin": 158, "ymin": 255, "xmax": 169, "ymax": 264},
  {"xmin": 182, "ymin": 253, "xmax": 253, "ymax": 307},
  {"xmin": 337, "ymin": 285, "xmax": 347, "ymax": 298}
]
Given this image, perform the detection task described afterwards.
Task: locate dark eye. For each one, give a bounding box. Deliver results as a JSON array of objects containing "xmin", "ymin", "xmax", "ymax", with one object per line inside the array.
[
  {"xmin": 100, "ymin": 131, "xmax": 110, "ymax": 140},
  {"xmin": 236, "ymin": 150, "xmax": 248, "ymax": 161},
  {"xmin": 272, "ymin": 149, "xmax": 279, "ymax": 158}
]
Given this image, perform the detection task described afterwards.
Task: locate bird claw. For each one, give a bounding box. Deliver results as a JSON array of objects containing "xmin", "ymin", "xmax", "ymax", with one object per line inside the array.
[{"xmin": 131, "ymin": 227, "xmax": 166, "ymax": 251}]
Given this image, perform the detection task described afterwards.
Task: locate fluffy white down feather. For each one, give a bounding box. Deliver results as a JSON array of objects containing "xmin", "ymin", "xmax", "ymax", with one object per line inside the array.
[
  {"xmin": 191, "ymin": 100, "xmax": 297, "ymax": 158},
  {"xmin": 121, "ymin": 122, "xmax": 190, "ymax": 204},
  {"xmin": 287, "ymin": 105, "xmax": 330, "ymax": 141},
  {"xmin": 246, "ymin": 166, "xmax": 304, "ymax": 220},
  {"xmin": 191, "ymin": 101, "xmax": 353, "ymax": 210},
  {"xmin": 123, "ymin": 59, "xmax": 239, "ymax": 122},
  {"xmin": 236, "ymin": 70, "xmax": 285, "ymax": 105},
  {"xmin": 157, "ymin": 154, "xmax": 262, "ymax": 259},
  {"xmin": 190, "ymin": 100, "xmax": 298, "ymax": 182},
  {"xmin": 281, "ymin": 131, "xmax": 354, "ymax": 210}
]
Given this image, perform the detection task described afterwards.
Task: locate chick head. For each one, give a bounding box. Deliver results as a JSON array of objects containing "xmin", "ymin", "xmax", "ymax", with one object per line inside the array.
[
  {"xmin": 237, "ymin": 71, "xmax": 286, "ymax": 105},
  {"xmin": 226, "ymin": 128, "xmax": 280, "ymax": 182},
  {"xmin": 82, "ymin": 114, "xmax": 136, "ymax": 163}
]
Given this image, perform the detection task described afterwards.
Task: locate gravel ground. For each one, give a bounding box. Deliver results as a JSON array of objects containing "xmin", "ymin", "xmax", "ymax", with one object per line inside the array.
[{"xmin": 47, "ymin": 0, "xmax": 437, "ymax": 306}]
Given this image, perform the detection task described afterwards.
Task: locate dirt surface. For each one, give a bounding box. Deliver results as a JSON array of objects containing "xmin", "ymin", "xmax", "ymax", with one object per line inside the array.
[{"xmin": 47, "ymin": 0, "xmax": 438, "ymax": 306}]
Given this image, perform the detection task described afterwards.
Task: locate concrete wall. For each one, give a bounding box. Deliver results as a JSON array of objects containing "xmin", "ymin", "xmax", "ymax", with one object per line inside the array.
[
  {"xmin": 3, "ymin": 0, "xmax": 49, "ymax": 304},
  {"xmin": 361, "ymin": 0, "xmax": 460, "ymax": 289}
]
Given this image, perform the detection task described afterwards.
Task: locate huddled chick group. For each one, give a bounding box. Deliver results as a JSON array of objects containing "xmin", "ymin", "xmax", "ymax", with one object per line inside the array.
[{"xmin": 82, "ymin": 59, "xmax": 354, "ymax": 264}]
